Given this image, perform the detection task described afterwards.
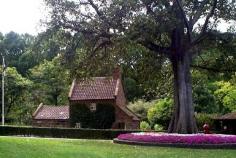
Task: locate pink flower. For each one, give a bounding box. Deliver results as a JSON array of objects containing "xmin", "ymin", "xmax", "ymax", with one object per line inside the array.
[{"xmin": 117, "ymin": 133, "xmax": 236, "ymax": 145}]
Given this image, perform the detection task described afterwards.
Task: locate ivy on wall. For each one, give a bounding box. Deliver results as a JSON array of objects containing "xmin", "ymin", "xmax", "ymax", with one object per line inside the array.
[{"xmin": 70, "ymin": 103, "xmax": 115, "ymax": 129}]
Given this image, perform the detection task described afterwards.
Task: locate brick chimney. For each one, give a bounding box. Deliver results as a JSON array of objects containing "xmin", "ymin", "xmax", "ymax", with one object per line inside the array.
[{"xmin": 112, "ymin": 66, "xmax": 121, "ymax": 80}]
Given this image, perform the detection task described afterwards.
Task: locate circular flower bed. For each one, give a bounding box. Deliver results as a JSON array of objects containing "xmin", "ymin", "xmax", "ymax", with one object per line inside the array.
[{"xmin": 114, "ymin": 133, "xmax": 236, "ymax": 148}]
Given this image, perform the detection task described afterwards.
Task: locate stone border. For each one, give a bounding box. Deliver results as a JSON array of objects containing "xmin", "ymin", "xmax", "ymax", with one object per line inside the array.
[{"xmin": 113, "ymin": 138, "xmax": 236, "ymax": 149}]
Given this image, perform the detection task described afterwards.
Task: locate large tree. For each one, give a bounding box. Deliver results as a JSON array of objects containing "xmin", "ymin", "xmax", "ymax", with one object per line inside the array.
[
  {"xmin": 0, "ymin": 67, "xmax": 32, "ymax": 124},
  {"xmin": 44, "ymin": 0, "xmax": 236, "ymax": 133},
  {"xmin": 30, "ymin": 57, "xmax": 70, "ymax": 106}
]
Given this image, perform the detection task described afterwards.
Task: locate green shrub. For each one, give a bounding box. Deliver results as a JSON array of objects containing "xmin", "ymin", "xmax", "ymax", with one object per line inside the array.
[
  {"xmin": 154, "ymin": 124, "xmax": 163, "ymax": 131},
  {"xmin": 140, "ymin": 121, "xmax": 151, "ymax": 131},
  {"xmin": 128, "ymin": 99, "xmax": 156, "ymax": 120},
  {"xmin": 147, "ymin": 98, "xmax": 173, "ymax": 129},
  {"xmin": 193, "ymin": 85, "xmax": 217, "ymax": 113}
]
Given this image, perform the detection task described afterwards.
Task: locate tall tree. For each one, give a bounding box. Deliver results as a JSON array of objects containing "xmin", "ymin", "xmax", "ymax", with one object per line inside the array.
[
  {"xmin": 44, "ymin": 0, "xmax": 236, "ymax": 133},
  {"xmin": 30, "ymin": 57, "xmax": 70, "ymax": 105},
  {"xmin": 0, "ymin": 32, "xmax": 35, "ymax": 75},
  {"xmin": 0, "ymin": 67, "xmax": 32, "ymax": 123}
]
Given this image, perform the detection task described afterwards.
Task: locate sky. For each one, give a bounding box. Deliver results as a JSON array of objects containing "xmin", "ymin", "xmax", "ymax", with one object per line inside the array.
[
  {"xmin": 0, "ymin": 0, "xmax": 45, "ymax": 35},
  {"xmin": 0, "ymin": 0, "xmax": 234, "ymax": 36}
]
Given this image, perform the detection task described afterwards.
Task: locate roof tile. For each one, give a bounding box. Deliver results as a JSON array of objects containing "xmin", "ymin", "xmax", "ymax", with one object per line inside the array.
[
  {"xmin": 33, "ymin": 105, "xmax": 69, "ymax": 120},
  {"xmin": 70, "ymin": 77, "xmax": 117, "ymax": 101}
]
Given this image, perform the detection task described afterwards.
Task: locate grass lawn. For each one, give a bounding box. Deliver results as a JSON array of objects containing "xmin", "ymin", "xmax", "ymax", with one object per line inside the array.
[{"xmin": 0, "ymin": 136, "xmax": 236, "ymax": 158}]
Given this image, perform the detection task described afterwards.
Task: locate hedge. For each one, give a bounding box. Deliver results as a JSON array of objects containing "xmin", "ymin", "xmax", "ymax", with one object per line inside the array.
[{"xmin": 0, "ymin": 126, "xmax": 141, "ymax": 140}]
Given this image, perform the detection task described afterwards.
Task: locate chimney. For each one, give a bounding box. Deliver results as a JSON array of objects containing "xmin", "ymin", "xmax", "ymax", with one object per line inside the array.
[{"xmin": 112, "ymin": 66, "xmax": 121, "ymax": 80}]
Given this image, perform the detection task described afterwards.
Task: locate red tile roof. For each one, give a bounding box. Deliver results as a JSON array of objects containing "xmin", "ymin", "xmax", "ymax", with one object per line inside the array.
[
  {"xmin": 69, "ymin": 77, "xmax": 118, "ymax": 101},
  {"xmin": 33, "ymin": 104, "xmax": 69, "ymax": 120}
]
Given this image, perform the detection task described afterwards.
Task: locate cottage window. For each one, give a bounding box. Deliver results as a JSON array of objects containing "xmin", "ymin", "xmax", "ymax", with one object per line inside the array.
[{"xmin": 90, "ymin": 103, "xmax": 96, "ymax": 112}]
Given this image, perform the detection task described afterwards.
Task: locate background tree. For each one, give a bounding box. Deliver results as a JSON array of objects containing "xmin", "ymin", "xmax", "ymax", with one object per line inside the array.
[
  {"xmin": 44, "ymin": 0, "xmax": 236, "ymax": 133},
  {"xmin": 0, "ymin": 32, "xmax": 35, "ymax": 74},
  {"xmin": 0, "ymin": 67, "xmax": 33, "ymax": 124},
  {"xmin": 30, "ymin": 56, "xmax": 70, "ymax": 105}
]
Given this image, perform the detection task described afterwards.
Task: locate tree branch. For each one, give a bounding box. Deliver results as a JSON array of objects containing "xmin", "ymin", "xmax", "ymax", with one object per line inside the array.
[
  {"xmin": 92, "ymin": 38, "xmax": 112, "ymax": 53},
  {"xmin": 59, "ymin": 21, "xmax": 96, "ymax": 34},
  {"xmin": 87, "ymin": 0, "xmax": 103, "ymax": 17},
  {"xmin": 142, "ymin": 0, "xmax": 155, "ymax": 16},
  {"xmin": 192, "ymin": 0, "xmax": 217, "ymax": 46},
  {"xmin": 190, "ymin": 0, "xmax": 209, "ymax": 28},
  {"xmin": 140, "ymin": 41, "xmax": 171, "ymax": 56},
  {"xmin": 175, "ymin": 0, "xmax": 192, "ymax": 42}
]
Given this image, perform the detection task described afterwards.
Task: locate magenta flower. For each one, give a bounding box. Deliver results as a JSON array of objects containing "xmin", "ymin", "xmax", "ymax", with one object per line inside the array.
[{"xmin": 117, "ymin": 133, "xmax": 236, "ymax": 145}]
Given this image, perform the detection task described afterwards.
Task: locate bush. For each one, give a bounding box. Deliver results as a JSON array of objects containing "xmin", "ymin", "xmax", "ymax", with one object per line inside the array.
[
  {"xmin": 140, "ymin": 121, "xmax": 151, "ymax": 131},
  {"xmin": 193, "ymin": 85, "xmax": 217, "ymax": 113},
  {"xmin": 128, "ymin": 99, "xmax": 156, "ymax": 120},
  {"xmin": 154, "ymin": 124, "xmax": 163, "ymax": 131},
  {"xmin": 0, "ymin": 126, "xmax": 140, "ymax": 140},
  {"xmin": 147, "ymin": 98, "xmax": 173, "ymax": 129}
]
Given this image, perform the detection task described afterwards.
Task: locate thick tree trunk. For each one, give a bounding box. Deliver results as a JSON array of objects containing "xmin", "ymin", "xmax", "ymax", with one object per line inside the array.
[{"xmin": 168, "ymin": 53, "xmax": 198, "ymax": 133}]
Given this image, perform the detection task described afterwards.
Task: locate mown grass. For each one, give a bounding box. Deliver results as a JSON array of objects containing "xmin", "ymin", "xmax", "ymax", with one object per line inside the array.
[{"xmin": 0, "ymin": 136, "xmax": 235, "ymax": 158}]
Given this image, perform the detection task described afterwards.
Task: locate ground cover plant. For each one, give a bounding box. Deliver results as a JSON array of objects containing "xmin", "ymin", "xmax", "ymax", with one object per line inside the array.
[
  {"xmin": 117, "ymin": 133, "xmax": 236, "ymax": 145},
  {"xmin": 1, "ymin": 136, "xmax": 236, "ymax": 158}
]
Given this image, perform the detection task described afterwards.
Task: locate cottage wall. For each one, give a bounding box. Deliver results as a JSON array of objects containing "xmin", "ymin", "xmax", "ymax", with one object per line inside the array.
[
  {"xmin": 113, "ymin": 106, "xmax": 139, "ymax": 129},
  {"xmin": 32, "ymin": 119, "xmax": 70, "ymax": 128},
  {"xmin": 115, "ymin": 79, "xmax": 126, "ymax": 107}
]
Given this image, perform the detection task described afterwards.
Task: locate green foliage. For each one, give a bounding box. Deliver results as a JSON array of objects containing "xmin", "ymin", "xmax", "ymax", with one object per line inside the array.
[
  {"xmin": 128, "ymin": 99, "xmax": 156, "ymax": 120},
  {"xmin": 140, "ymin": 121, "xmax": 151, "ymax": 131},
  {"xmin": 30, "ymin": 57, "xmax": 70, "ymax": 105},
  {"xmin": 1, "ymin": 67, "xmax": 33, "ymax": 124},
  {"xmin": 193, "ymin": 85, "xmax": 217, "ymax": 113},
  {"xmin": 214, "ymin": 81, "xmax": 236, "ymax": 113},
  {"xmin": 147, "ymin": 98, "xmax": 173, "ymax": 129},
  {"xmin": 5, "ymin": 67, "xmax": 32, "ymax": 88},
  {"xmin": 119, "ymin": 43, "xmax": 173, "ymax": 101},
  {"xmin": 70, "ymin": 104, "xmax": 91, "ymax": 128},
  {"xmin": 123, "ymin": 77, "xmax": 143, "ymax": 101},
  {"xmin": 70, "ymin": 103, "xmax": 115, "ymax": 129},
  {"xmin": 0, "ymin": 32, "xmax": 35, "ymax": 75},
  {"xmin": 154, "ymin": 124, "xmax": 163, "ymax": 131},
  {"xmin": 222, "ymin": 90, "xmax": 236, "ymax": 112},
  {"xmin": 0, "ymin": 31, "xmax": 72, "ymax": 125}
]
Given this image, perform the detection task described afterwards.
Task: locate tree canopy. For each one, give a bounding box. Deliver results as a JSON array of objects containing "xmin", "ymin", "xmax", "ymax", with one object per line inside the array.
[{"xmin": 43, "ymin": 0, "xmax": 236, "ymax": 133}]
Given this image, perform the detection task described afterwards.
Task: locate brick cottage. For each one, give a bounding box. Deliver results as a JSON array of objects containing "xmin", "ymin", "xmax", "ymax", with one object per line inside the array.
[{"xmin": 32, "ymin": 68, "xmax": 140, "ymax": 129}]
